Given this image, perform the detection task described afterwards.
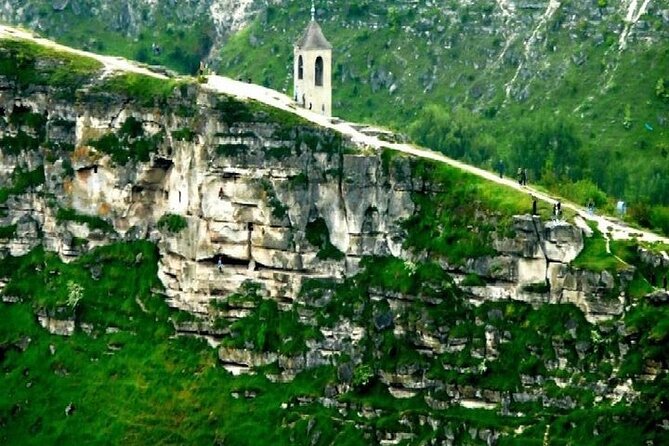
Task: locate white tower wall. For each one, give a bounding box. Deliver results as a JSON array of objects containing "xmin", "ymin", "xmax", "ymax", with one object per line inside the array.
[{"xmin": 294, "ymin": 47, "xmax": 332, "ymax": 117}]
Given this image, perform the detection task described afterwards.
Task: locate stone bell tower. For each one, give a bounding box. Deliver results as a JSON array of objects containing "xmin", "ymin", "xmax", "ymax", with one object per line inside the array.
[{"xmin": 293, "ymin": 1, "xmax": 332, "ymax": 117}]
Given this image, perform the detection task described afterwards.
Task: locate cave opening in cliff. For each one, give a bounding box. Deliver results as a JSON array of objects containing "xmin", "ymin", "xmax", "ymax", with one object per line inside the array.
[
  {"xmin": 209, "ymin": 254, "xmax": 250, "ymax": 268},
  {"xmin": 153, "ymin": 157, "xmax": 174, "ymax": 170}
]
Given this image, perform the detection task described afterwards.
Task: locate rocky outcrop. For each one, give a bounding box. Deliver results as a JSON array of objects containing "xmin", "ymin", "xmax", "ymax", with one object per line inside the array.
[
  {"xmin": 0, "ymin": 78, "xmax": 417, "ymax": 319},
  {"xmin": 0, "ymin": 49, "xmax": 652, "ymax": 415},
  {"xmin": 1, "ymin": 63, "xmax": 637, "ymax": 329},
  {"xmin": 461, "ymin": 215, "xmax": 636, "ymax": 322}
]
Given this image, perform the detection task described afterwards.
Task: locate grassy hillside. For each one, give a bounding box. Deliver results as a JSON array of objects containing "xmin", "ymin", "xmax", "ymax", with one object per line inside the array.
[
  {"xmin": 0, "ymin": 1, "xmax": 216, "ymax": 74},
  {"xmin": 219, "ymin": 0, "xmax": 669, "ymax": 233},
  {"xmin": 2, "ymin": 240, "xmax": 668, "ymax": 444}
]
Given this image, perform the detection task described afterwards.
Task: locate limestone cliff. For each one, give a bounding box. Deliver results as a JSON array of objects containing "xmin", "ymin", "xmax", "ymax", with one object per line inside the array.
[
  {"xmin": 4, "ymin": 39, "xmax": 669, "ymax": 445},
  {"xmin": 0, "ymin": 63, "xmax": 620, "ymax": 323}
]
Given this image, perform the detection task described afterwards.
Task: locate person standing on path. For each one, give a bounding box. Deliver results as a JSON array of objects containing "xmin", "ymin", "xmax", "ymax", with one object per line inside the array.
[{"xmin": 497, "ymin": 160, "xmax": 505, "ymax": 178}]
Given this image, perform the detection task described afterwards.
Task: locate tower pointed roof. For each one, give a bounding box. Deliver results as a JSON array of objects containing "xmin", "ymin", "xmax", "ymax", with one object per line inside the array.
[{"xmin": 295, "ymin": 20, "xmax": 332, "ymax": 50}]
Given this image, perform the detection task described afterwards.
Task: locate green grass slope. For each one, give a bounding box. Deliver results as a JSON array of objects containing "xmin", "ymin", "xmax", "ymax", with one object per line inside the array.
[
  {"xmin": 2, "ymin": 239, "xmax": 668, "ymax": 445},
  {"xmin": 0, "ymin": 1, "xmax": 215, "ymax": 74}
]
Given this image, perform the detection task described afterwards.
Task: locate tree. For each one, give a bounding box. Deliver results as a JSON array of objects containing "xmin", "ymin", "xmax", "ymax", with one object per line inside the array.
[
  {"xmin": 656, "ymin": 78, "xmax": 669, "ymax": 101},
  {"xmin": 409, "ymin": 105, "xmax": 487, "ymax": 162},
  {"xmin": 66, "ymin": 280, "xmax": 84, "ymax": 323},
  {"xmin": 509, "ymin": 114, "xmax": 583, "ymax": 182}
]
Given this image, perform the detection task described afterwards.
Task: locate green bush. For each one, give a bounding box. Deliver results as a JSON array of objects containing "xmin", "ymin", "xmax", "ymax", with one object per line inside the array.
[
  {"xmin": 88, "ymin": 117, "xmax": 163, "ymax": 164},
  {"xmin": 0, "ymin": 224, "xmax": 17, "ymax": 239},
  {"xmin": 9, "ymin": 109, "xmax": 47, "ymax": 131},
  {"xmin": 650, "ymin": 206, "xmax": 669, "ymax": 235},
  {"xmin": 0, "ymin": 131, "xmax": 40, "ymax": 156},
  {"xmin": 0, "ymin": 166, "xmax": 45, "ymax": 204},
  {"xmin": 217, "ymin": 282, "xmax": 320, "ymax": 355},
  {"xmin": 118, "ymin": 116, "xmax": 144, "ymax": 138},
  {"xmin": 461, "ymin": 273, "xmax": 486, "ymax": 286},
  {"xmin": 288, "ymin": 172, "xmax": 309, "ymax": 189},
  {"xmin": 556, "ymin": 179, "xmax": 609, "ymax": 208},
  {"xmin": 521, "ymin": 282, "xmax": 550, "ymax": 294},
  {"xmin": 266, "ymin": 145, "xmax": 292, "ymax": 160},
  {"xmin": 56, "ymin": 208, "xmax": 115, "ymax": 233},
  {"xmin": 171, "ymin": 128, "xmax": 197, "ymax": 142},
  {"xmin": 410, "ymin": 105, "xmax": 496, "ymax": 164},
  {"xmin": 258, "ymin": 179, "xmax": 288, "ymax": 220},
  {"xmin": 157, "ymin": 213, "xmax": 188, "ymax": 233},
  {"xmin": 97, "ymin": 73, "xmax": 185, "ymax": 107},
  {"xmin": 352, "ymin": 364, "xmax": 374, "ymax": 388},
  {"xmin": 215, "ymin": 95, "xmax": 255, "ymax": 125}
]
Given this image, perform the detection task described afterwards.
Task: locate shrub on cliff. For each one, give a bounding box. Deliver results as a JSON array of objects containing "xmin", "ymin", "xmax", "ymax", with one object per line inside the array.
[{"xmin": 157, "ymin": 213, "xmax": 188, "ymax": 233}]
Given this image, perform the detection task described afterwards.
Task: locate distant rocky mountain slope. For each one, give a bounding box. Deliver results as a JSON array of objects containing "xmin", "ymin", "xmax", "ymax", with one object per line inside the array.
[
  {"xmin": 0, "ymin": 0, "xmax": 259, "ymax": 73},
  {"xmin": 1, "ymin": 36, "xmax": 669, "ymax": 445}
]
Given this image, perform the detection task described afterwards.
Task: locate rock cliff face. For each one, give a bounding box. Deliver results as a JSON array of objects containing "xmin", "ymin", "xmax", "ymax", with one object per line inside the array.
[
  {"xmin": 468, "ymin": 215, "xmax": 626, "ymax": 322},
  {"xmin": 0, "ymin": 82, "xmax": 414, "ymax": 312},
  {"xmin": 3, "ymin": 42, "xmax": 669, "ymax": 445},
  {"xmin": 0, "ymin": 54, "xmax": 635, "ymax": 376},
  {"xmin": 1, "ymin": 70, "xmax": 616, "ymax": 322}
]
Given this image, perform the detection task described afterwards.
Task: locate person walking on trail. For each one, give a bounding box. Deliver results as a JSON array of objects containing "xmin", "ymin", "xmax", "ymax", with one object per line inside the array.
[
  {"xmin": 217, "ymin": 257, "xmax": 223, "ymax": 272},
  {"xmin": 522, "ymin": 168, "xmax": 528, "ymax": 186},
  {"xmin": 587, "ymin": 199, "xmax": 595, "ymax": 215},
  {"xmin": 497, "ymin": 160, "xmax": 505, "ymax": 179},
  {"xmin": 517, "ymin": 168, "xmax": 523, "ymax": 185}
]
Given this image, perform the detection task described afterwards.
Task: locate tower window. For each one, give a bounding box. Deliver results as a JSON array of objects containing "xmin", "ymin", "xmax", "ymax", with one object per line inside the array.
[
  {"xmin": 315, "ymin": 56, "xmax": 324, "ymax": 86},
  {"xmin": 298, "ymin": 55, "xmax": 304, "ymax": 80}
]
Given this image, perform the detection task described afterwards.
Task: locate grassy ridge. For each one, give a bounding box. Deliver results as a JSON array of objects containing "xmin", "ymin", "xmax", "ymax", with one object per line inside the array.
[
  {"xmin": 393, "ymin": 152, "xmax": 557, "ymax": 263},
  {"xmin": 0, "ymin": 39, "xmax": 102, "ymax": 92}
]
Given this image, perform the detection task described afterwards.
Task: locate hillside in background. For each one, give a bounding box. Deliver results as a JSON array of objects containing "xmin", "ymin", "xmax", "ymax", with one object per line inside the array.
[
  {"xmin": 220, "ymin": 0, "xmax": 669, "ymax": 234},
  {"xmin": 0, "ymin": 0, "xmax": 259, "ymax": 73}
]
